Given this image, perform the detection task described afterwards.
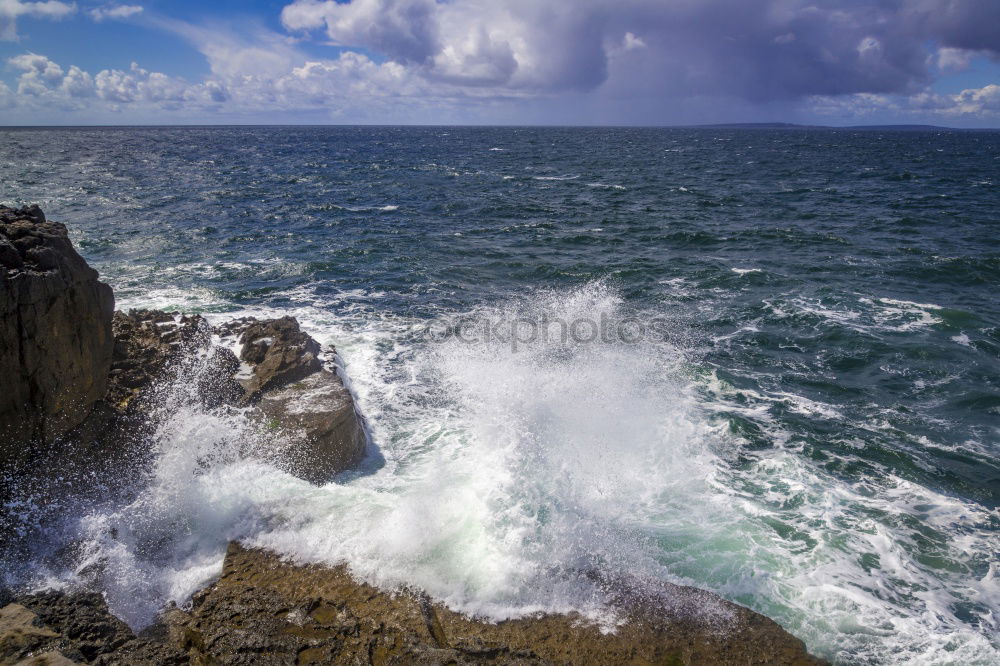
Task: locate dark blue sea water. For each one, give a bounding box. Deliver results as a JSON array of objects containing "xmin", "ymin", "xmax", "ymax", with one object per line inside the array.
[{"xmin": 2, "ymin": 127, "xmax": 998, "ymax": 664}]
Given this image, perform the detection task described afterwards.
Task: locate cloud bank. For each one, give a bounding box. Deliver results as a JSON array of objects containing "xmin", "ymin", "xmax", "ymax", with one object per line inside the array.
[
  {"xmin": 2, "ymin": 0, "xmax": 999, "ymax": 124},
  {"xmin": 279, "ymin": 0, "xmax": 1000, "ymax": 98}
]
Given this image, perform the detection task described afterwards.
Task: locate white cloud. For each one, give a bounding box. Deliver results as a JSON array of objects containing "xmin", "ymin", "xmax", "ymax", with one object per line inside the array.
[
  {"xmin": 5, "ymin": 53, "xmax": 199, "ymax": 112},
  {"xmin": 621, "ymin": 32, "xmax": 645, "ymax": 51},
  {"xmin": 151, "ymin": 17, "xmax": 303, "ymax": 79},
  {"xmin": 280, "ymin": 0, "xmax": 616, "ymax": 90},
  {"xmin": 89, "ymin": 4, "xmax": 143, "ymax": 22},
  {"xmin": 143, "ymin": 17, "xmax": 467, "ymax": 112},
  {"xmin": 60, "ymin": 63, "xmax": 93, "ymax": 97},
  {"xmin": 9, "ymin": 51, "xmax": 64, "ymax": 82},
  {"xmin": 94, "ymin": 62, "xmax": 191, "ymax": 106},
  {"xmin": 952, "ymin": 83, "xmax": 1000, "ymax": 114},
  {"xmin": 1, "ymin": 47, "xmax": 459, "ymax": 121},
  {"xmin": 0, "ymin": 79, "xmax": 16, "ymax": 108},
  {"xmin": 809, "ymin": 84, "xmax": 1000, "ymax": 120},
  {"xmin": 0, "ymin": 0, "xmax": 76, "ymax": 41},
  {"xmin": 9, "ymin": 52, "xmax": 64, "ymax": 96},
  {"xmin": 935, "ymin": 47, "xmax": 976, "ymax": 72},
  {"xmin": 94, "ymin": 64, "xmax": 140, "ymax": 102},
  {"xmin": 281, "ymin": 0, "xmax": 438, "ymax": 64}
]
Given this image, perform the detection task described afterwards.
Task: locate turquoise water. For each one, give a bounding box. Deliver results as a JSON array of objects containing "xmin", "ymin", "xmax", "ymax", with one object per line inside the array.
[{"xmin": 1, "ymin": 127, "xmax": 998, "ymax": 664}]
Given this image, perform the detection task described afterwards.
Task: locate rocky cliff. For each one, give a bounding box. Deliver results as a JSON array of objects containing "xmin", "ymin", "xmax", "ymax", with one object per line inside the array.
[{"xmin": 0, "ymin": 205, "xmax": 114, "ymax": 471}]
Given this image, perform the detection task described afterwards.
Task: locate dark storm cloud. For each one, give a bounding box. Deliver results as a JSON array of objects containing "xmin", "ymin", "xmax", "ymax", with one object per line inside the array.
[
  {"xmin": 281, "ymin": 0, "xmax": 1000, "ymax": 101},
  {"xmin": 606, "ymin": 1, "xmax": 931, "ymax": 100},
  {"xmin": 906, "ymin": 0, "xmax": 1000, "ymax": 53}
]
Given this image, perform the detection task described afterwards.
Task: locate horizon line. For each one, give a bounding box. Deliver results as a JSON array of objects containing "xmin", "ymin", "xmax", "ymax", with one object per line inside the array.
[{"xmin": 0, "ymin": 122, "xmax": 998, "ymax": 131}]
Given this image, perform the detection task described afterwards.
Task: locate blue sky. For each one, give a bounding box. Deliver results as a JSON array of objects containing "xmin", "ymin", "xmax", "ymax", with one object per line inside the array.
[{"xmin": 1, "ymin": 0, "xmax": 999, "ymax": 126}]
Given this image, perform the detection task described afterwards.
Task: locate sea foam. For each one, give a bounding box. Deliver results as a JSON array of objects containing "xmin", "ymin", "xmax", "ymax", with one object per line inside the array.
[{"xmin": 8, "ymin": 282, "xmax": 999, "ymax": 664}]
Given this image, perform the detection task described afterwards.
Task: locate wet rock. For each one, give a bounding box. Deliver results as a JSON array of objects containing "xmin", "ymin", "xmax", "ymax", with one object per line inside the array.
[
  {"xmin": 0, "ymin": 206, "xmax": 114, "ymax": 474},
  {"xmin": 13, "ymin": 592, "xmax": 134, "ymax": 663},
  {"xmin": 157, "ymin": 542, "xmax": 824, "ymax": 665},
  {"xmin": 254, "ymin": 368, "xmax": 367, "ymax": 484},
  {"xmin": 12, "ymin": 650, "xmax": 79, "ymax": 665},
  {"xmin": 96, "ymin": 310, "xmax": 367, "ymax": 484},
  {"xmin": 221, "ymin": 315, "xmax": 367, "ymax": 483},
  {"xmin": 0, "ymin": 603, "xmax": 66, "ymax": 664},
  {"xmin": 6, "ymin": 592, "xmax": 187, "ymax": 666},
  {"xmin": 108, "ymin": 310, "xmax": 201, "ymax": 412},
  {"xmin": 106, "ymin": 310, "xmax": 240, "ymax": 414},
  {"xmin": 0, "ymin": 239, "xmax": 24, "ymax": 270},
  {"xmin": 236, "ymin": 316, "xmax": 323, "ymax": 402}
]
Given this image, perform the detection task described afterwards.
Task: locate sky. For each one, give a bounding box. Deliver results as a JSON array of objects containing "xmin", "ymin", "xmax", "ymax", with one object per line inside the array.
[{"xmin": 1, "ymin": 0, "xmax": 999, "ymax": 126}]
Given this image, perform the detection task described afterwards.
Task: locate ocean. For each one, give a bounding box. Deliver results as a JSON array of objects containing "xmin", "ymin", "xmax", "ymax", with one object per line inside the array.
[{"xmin": 1, "ymin": 126, "xmax": 998, "ymax": 664}]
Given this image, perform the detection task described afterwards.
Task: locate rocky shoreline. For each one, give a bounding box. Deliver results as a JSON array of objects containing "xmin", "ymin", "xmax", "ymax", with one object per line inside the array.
[{"xmin": 1, "ymin": 206, "xmax": 824, "ymax": 665}]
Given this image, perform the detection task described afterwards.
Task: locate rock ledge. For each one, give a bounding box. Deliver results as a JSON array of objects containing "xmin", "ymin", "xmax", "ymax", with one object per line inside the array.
[{"xmin": 3, "ymin": 543, "xmax": 825, "ymax": 665}]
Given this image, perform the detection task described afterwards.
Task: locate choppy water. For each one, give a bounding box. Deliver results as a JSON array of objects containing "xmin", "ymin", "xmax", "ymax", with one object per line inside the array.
[{"xmin": 1, "ymin": 126, "xmax": 999, "ymax": 664}]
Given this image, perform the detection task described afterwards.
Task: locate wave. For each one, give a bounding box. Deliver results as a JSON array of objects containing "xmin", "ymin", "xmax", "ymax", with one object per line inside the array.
[
  {"xmin": 309, "ymin": 203, "xmax": 399, "ymax": 213},
  {"xmin": 763, "ymin": 294, "xmax": 948, "ymax": 335},
  {"xmin": 6, "ymin": 281, "xmax": 999, "ymax": 663}
]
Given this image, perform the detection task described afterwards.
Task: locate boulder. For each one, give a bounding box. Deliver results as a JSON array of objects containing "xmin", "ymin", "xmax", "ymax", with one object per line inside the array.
[
  {"xmin": 109, "ymin": 310, "xmax": 367, "ymax": 484},
  {"xmin": 0, "ymin": 206, "xmax": 114, "ymax": 473},
  {"xmin": 98, "ymin": 311, "xmax": 366, "ymax": 484},
  {"xmin": 220, "ymin": 316, "xmax": 367, "ymax": 484},
  {"xmin": 254, "ymin": 368, "xmax": 367, "ymax": 483},
  {"xmin": 0, "ymin": 203, "xmax": 363, "ymax": 486}
]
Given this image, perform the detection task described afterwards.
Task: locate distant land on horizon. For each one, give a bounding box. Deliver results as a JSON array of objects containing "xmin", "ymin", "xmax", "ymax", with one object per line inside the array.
[{"xmin": 690, "ymin": 122, "xmax": 998, "ymax": 131}]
